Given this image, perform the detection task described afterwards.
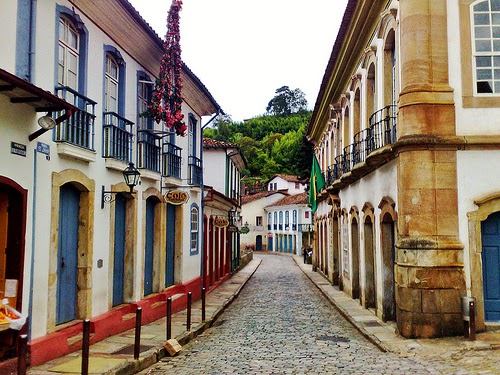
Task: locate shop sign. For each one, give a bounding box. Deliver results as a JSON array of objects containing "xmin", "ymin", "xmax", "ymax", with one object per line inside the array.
[
  {"xmin": 228, "ymin": 225, "xmax": 238, "ymax": 232},
  {"xmin": 214, "ymin": 217, "xmax": 229, "ymax": 228},
  {"xmin": 164, "ymin": 190, "xmax": 189, "ymax": 205},
  {"xmin": 239, "ymin": 226, "xmax": 250, "ymax": 234},
  {"xmin": 10, "ymin": 142, "xmax": 26, "ymax": 157}
]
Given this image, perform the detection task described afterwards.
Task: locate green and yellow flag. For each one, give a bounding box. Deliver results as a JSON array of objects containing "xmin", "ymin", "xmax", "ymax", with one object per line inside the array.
[{"xmin": 308, "ymin": 155, "xmax": 326, "ymax": 213}]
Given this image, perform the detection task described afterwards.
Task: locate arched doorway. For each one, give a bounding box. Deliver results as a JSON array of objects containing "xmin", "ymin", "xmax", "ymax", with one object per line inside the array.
[
  {"xmin": 57, "ymin": 183, "xmax": 81, "ymax": 324},
  {"xmin": 381, "ymin": 212, "xmax": 396, "ymax": 321},
  {"xmin": 112, "ymin": 194, "xmax": 126, "ymax": 306},
  {"xmin": 363, "ymin": 215, "xmax": 376, "ymax": 308},
  {"xmin": 0, "ymin": 178, "xmax": 26, "ymax": 312},
  {"xmin": 351, "ymin": 216, "xmax": 360, "ymax": 300}
]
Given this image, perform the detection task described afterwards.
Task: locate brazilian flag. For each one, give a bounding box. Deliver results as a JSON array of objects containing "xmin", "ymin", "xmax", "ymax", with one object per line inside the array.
[{"xmin": 308, "ymin": 155, "xmax": 326, "ymax": 214}]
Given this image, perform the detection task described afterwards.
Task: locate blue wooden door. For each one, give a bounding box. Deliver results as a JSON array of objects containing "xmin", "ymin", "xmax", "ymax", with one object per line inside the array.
[
  {"xmin": 113, "ymin": 194, "xmax": 126, "ymax": 306},
  {"xmin": 268, "ymin": 236, "xmax": 273, "ymax": 251},
  {"xmin": 482, "ymin": 211, "xmax": 500, "ymax": 321},
  {"xmin": 166, "ymin": 204, "xmax": 175, "ymax": 287},
  {"xmin": 256, "ymin": 235, "xmax": 262, "ymax": 251},
  {"xmin": 144, "ymin": 199, "xmax": 155, "ymax": 295},
  {"xmin": 289, "ymin": 236, "xmax": 293, "ymax": 253},
  {"xmin": 57, "ymin": 184, "xmax": 80, "ymax": 325}
]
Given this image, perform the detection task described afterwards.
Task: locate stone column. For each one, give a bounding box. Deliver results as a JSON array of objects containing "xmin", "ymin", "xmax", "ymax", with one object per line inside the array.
[{"xmin": 396, "ymin": 0, "xmax": 465, "ymax": 338}]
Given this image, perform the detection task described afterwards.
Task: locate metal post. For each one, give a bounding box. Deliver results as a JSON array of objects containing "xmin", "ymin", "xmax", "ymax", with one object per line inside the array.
[
  {"xmin": 469, "ymin": 301, "xmax": 476, "ymax": 341},
  {"xmin": 187, "ymin": 292, "xmax": 192, "ymax": 331},
  {"xmin": 17, "ymin": 334, "xmax": 28, "ymax": 375},
  {"xmin": 134, "ymin": 307, "xmax": 142, "ymax": 360},
  {"xmin": 81, "ymin": 320, "xmax": 91, "ymax": 375},
  {"xmin": 166, "ymin": 297, "xmax": 172, "ymax": 340},
  {"xmin": 202, "ymin": 287, "xmax": 206, "ymax": 322}
]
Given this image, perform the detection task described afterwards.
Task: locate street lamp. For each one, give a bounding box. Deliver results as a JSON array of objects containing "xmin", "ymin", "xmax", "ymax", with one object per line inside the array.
[{"xmin": 101, "ymin": 162, "xmax": 141, "ymax": 208}]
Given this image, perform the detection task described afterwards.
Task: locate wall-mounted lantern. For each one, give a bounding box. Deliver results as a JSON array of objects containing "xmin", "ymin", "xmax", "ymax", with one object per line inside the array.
[{"xmin": 101, "ymin": 162, "xmax": 141, "ymax": 209}]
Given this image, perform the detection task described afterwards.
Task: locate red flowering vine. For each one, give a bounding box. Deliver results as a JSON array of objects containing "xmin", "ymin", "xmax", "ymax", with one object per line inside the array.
[{"xmin": 148, "ymin": 0, "xmax": 186, "ymax": 136}]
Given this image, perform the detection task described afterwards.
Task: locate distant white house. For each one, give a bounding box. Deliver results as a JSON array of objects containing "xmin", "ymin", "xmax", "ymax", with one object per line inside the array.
[
  {"xmin": 240, "ymin": 190, "xmax": 288, "ymax": 251},
  {"xmin": 265, "ymin": 192, "xmax": 313, "ymax": 255},
  {"xmin": 267, "ymin": 174, "xmax": 307, "ymax": 195},
  {"xmin": 241, "ymin": 174, "xmax": 311, "ymax": 254}
]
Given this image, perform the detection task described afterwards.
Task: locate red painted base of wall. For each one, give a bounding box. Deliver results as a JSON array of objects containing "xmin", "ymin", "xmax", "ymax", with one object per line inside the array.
[{"xmin": 28, "ymin": 277, "xmax": 203, "ymax": 366}]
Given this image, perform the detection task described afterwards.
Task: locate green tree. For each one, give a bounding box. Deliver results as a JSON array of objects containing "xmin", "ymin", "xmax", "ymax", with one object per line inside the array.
[{"xmin": 266, "ymin": 86, "xmax": 308, "ymax": 116}]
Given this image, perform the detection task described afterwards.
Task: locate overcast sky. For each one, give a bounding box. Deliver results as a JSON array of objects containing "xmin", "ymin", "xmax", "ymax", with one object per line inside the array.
[{"xmin": 128, "ymin": 0, "xmax": 348, "ymax": 122}]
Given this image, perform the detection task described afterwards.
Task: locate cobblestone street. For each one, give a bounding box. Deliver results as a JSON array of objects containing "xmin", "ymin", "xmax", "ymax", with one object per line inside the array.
[{"xmin": 140, "ymin": 254, "xmax": 492, "ymax": 374}]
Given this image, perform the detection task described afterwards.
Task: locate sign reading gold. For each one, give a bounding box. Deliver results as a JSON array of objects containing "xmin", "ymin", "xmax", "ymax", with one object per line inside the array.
[
  {"xmin": 213, "ymin": 217, "xmax": 229, "ymax": 228},
  {"xmin": 164, "ymin": 190, "xmax": 189, "ymax": 205}
]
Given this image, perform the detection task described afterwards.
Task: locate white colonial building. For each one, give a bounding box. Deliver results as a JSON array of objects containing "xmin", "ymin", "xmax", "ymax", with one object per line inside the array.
[
  {"xmin": 308, "ymin": 0, "xmax": 500, "ymax": 339},
  {"xmin": 202, "ymin": 138, "xmax": 246, "ymax": 287},
  {"xmin": 0, "ymin": 0, "xmax": 220, "ymax": 366}
]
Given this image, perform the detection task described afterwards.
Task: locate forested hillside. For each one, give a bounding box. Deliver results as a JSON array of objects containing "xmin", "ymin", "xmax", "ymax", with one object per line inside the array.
[{"xmin": 203, "ymin": 111, "xmax": 313, "ymax": 185}]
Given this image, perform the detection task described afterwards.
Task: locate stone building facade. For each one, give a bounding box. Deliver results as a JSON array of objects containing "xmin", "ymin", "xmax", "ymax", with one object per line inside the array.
[{"xmin": 307, "ymin": 0, "xmax": 500, "ymax": 338}]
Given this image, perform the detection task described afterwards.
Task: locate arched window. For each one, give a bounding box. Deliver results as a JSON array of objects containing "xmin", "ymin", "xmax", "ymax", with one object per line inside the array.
[
  {"xmin": 273, "ymin": 212, "xmax": 278, "ymax": 230},
  {"xmin": 190, "ymin": 204, "xmax": 199, "ymax": 254},
  {"xmin": 292, "ymin": 210, "xmax": 297, "ymax": 230},
  {"xmin": 268, "ymin": 212, "xmax": 272, "ymax": 230},
  {"xmin": 279, "ymin": 211, "xmax": 283, "ymax": 230},
  {"xmin": 285, "ymin": 211, "xmax": 290, "ymax": 230}
]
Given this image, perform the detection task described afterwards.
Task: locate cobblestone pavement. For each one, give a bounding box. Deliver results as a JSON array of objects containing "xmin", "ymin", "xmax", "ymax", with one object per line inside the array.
[{"xmin": 140, "ymin": 254, "xmax": 490, "ymax": 375}]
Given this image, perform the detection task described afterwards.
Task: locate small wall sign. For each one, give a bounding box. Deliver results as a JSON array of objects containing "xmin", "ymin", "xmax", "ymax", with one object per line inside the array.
[
  {"xmin": 11, "ymin": 142, "xmax": 26, "ymax": 157},
  {"xmin": 164, "ymin": 189, "xmax": 189, "ymax": 205},
  {"xmin": 214, "ymin": 217, "xmax": 229, "ymax": 228}
]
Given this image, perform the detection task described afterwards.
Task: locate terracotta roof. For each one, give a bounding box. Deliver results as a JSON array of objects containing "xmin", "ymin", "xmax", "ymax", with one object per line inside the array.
[
  {"xmin": 267, "ymin": 192, "xmax": 309, "ymax": 208},
  {"xmin": 203, "ymin": 138, "xmax": 237, "ymax": 148},
  {"xmin": 268, "ymin": 174, "xmax": 307, "ymax": 183},
  {"xmin": 241, "ymin": 190, "xmax": 288, "ymax": 205}
]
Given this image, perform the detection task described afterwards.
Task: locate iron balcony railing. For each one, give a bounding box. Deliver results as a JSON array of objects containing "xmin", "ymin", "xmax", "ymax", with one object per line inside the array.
[
  {"xmin": 102, "ymin": 112, "xmax": 134, "ymax": 163},
  {"xmin": 299, "ymin": 224, "xmax": 314, "ymax": 233},
  {"xmin": 54, "ymin": 86, "xmax": 96, "ymax": 150},
  {"xmin": 137, "ymin": 129, "xmax": 161, "ymax": 173},
  {"xmin": 323, "ymin": 105, "xmax": 397, "ymax": 187},
  {"xmin": 188, "ymin": 155, "xmax": 203, "ymax": 186},
  {"xmin": 162, "ymin": 142, "xmax": 182, "ymax": 179}
]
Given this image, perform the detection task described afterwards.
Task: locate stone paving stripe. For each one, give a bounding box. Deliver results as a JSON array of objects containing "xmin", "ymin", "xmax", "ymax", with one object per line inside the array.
[{"xmin": 48, "ymin": 357, "xmax": 127, "ymax": 373}]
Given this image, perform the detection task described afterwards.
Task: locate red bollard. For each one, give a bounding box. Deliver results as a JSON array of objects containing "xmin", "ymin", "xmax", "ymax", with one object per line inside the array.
[
  {"xmin": 166, "ymin": 297, "xmax": 172, "ymax": 340},
  {"xmin": 17, "ymin": 334, "xmax": 28, "ymax": 375},
  {"xmin": 134, "ymin": 307, "xmax": 142, "ymax": 360},
  {"xmin": 81, "ymin": 320, "xmax": 91, "ymax": 375}
]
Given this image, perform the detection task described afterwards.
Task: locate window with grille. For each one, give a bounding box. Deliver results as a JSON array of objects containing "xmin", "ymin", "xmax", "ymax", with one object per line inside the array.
[
  {"xmin": 105, "ymin": 54, "xmax": 119, "ymax": 113},
  {"xmin": 472, "ymin": 0, "xmax": 500, "ymax": 94},
  {"xmin": 58, "ymin": 16, "xmax": 79, "ymax": 92}
]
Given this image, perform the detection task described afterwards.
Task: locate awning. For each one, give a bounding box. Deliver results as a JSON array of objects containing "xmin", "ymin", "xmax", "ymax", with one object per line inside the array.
[{"xmin": 0, "ymin": 68, "xmax": 78, "ymax": 141}]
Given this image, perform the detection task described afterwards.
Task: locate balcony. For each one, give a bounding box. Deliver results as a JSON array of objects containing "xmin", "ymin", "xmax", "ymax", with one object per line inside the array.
[
  {"xmin": 299, "ymin": 224, "xmax": 314, "ymax": 233},
  {"xmin": 162, "ymin": 142, "xmax": 182, "ymax": 179},
  {"xmin": 188, "ymin": 155, "xmax": 202, "ymax": 186},
  {"xmin": 102, "ymin": 112, "xmax": 134, "ymax": 163},
  {"xmin": 325, "ymin": 105, "xmax": 397, "ymax": 186},
  {"xmin": 137, "ymin": 129, "xmax": 161, "ymax": 173},
  {"xmin": 54, "ymin": 86, "xmax": 96, "ymax": 150}
]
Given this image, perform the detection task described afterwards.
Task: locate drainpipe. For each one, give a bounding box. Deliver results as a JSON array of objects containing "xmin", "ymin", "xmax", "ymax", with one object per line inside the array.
[
  {"xmin": 27, "ymin": 0, "xmax": 37, "ymax": 341},
  {"xmin": 29, "ymin": 0, "xmax": 37, "ymax": 82}
]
